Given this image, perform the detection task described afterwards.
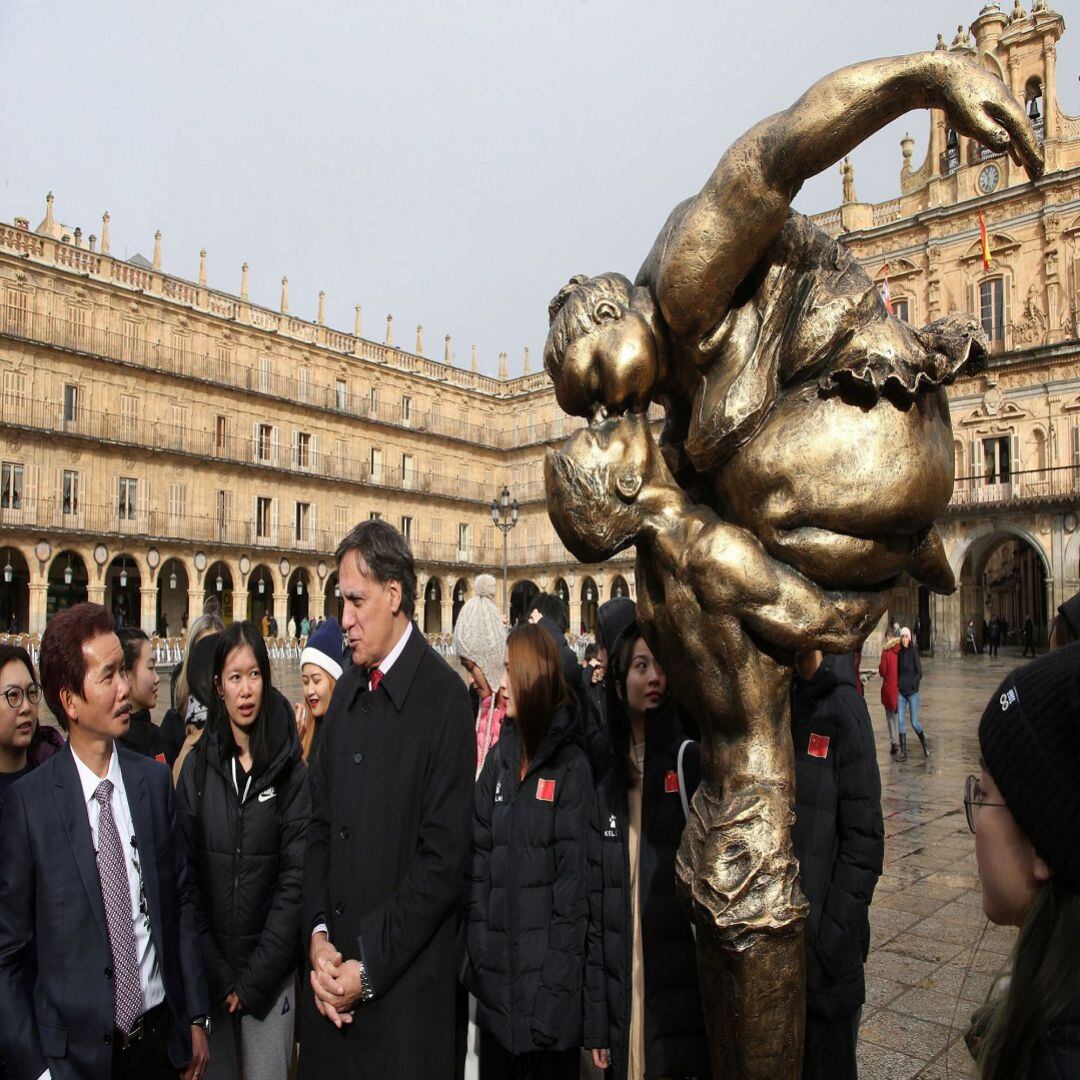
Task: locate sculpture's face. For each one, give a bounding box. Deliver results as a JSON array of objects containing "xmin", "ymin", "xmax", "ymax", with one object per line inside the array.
[
  {"xmin": 545, "ymin": 414, "xmax": 653, "ymax": 563},
  {"xmin": 545, "ymin": 297, "xmax": 660, "ymax": 420}
]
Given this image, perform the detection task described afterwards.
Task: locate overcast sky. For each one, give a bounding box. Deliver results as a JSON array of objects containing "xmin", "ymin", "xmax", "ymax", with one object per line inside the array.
[{"xmin": 3, "ymin": 1, "xmax": 1077, "ymax": 377}]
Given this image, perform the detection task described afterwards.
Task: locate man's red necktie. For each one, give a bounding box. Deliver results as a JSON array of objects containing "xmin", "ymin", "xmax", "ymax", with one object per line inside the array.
[{"xmin": 369, "ymin": 668, "xmax": 384, "ymax": 692}]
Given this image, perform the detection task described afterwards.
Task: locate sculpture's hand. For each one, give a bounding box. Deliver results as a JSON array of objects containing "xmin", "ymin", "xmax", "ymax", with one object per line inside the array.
[{"xmin": 937, "ymin": 56, "xmax": 1043, "ymax": 179}]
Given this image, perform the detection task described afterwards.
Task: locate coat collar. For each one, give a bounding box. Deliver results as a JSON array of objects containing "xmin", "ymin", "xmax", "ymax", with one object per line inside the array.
[{"xmin": 346, "ymin": 621, "xmax": 427, "ymax": 713}]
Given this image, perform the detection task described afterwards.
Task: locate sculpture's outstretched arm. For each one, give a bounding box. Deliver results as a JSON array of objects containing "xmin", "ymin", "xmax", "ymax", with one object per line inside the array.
[
  {"xmin": 652, "ymin": 51, "xmax": 1043, "ymax": 346},
  {"xmin": 689, "ymin": 521, "xmax": 887, "ymax": 654}
]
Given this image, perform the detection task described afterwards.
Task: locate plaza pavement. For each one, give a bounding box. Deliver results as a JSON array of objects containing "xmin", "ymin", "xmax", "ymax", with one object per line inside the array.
[{"xmin": 149, "ymin": 649, "xmax": 1031, "ymax": 1079}]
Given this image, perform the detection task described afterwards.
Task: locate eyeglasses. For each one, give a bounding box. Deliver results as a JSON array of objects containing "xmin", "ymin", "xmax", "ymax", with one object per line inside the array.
[
  {"xmin": 2, "ymin": 684, "xmax": 41, "ymax": 711},
  {"xmin": 963, "ymin": 774, "xmax": 1008, "ymax": 834}
]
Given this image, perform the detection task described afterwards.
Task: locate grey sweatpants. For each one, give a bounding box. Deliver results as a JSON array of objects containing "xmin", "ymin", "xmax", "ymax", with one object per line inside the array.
[
  {"xmin": 207, "ymin": 978, "xmax": 295, "ymax": 1080},
  {"xmin": 885, "ymin": 708, "xmax": 899, "ymax": 747}
]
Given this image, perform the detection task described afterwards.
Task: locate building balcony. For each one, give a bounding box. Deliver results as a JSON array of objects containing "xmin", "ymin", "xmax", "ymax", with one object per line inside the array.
[
  {"xmin": 948, "ymin": 465, "xmax": 1080, "ymax": 513},
  {"xmin": 0, "ymin": 392, "xmax": 496, "ymax": 505}
]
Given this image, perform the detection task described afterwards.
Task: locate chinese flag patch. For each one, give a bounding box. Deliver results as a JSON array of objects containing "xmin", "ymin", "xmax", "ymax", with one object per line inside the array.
[
  {"xmin": 808, "ymin": 733, "xmax": 830, "ymax": 759},
  {"xmin": 536, "ymin": 778, "xmax": 556, "ymax": 802},
  {"xmin": 155, "ymin": 754, "xmax": 167, "ymax": 765},
  {"xmin": 664, "ymin": 770, "xmax": 680, "ymax": 794}
]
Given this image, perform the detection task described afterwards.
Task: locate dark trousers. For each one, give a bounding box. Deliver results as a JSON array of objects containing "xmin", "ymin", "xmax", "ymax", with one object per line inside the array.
[
  {"xmin": 111, "ymin": 1004, "xmax": 175, "ymax": 1080},
  {"xmin": 802, "ymin": 1012, "xmax": 858, "ymax": 1080},
  {"xmin": 1022, "ymin": 639, "xmax": 1035, "ymax": 657},
  {"xmin": 988, "ymin": 640, "xmax": 999, "ymax": 657},
  {"xmin": 479, "ymin": 1029, "xmax": 578, "ymax": 1080}
]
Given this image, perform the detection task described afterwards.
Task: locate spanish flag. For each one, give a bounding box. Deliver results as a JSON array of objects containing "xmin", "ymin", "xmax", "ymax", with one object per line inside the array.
[
  {"xmin": 979, "ymin": 210, "xmax": 993, "ymax": 271},
  {"xmin": 880, "ymin": 263, "xmax": 893, "ymax": 315}
]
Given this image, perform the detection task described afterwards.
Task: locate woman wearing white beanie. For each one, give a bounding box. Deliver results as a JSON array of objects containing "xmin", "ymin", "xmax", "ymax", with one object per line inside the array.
[{"xmin": 453, "ymin": 574, "xmax": 508, "ymax": 776}]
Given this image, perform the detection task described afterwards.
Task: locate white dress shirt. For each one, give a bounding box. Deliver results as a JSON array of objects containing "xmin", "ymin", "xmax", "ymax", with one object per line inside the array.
[{"xmin": 71, "ymin": 744, "xmax": 166, "ymax": 1014}]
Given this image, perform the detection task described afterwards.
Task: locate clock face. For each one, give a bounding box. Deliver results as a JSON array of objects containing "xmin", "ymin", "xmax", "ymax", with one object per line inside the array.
[{"xmin": 978, "ymin": 164, "xmax": 1000, "ymax": 194}]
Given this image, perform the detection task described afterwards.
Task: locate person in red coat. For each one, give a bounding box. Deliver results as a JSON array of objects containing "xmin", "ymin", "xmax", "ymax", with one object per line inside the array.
[{"xmin": 877, "ymin": 637, "xmax": 901, "ymax": 758}]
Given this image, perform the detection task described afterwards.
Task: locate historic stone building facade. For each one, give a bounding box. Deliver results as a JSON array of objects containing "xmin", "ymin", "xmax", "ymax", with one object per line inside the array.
[{"xmin": 0, "ymin": 1, "xmax": 1075, "ymax": 654}]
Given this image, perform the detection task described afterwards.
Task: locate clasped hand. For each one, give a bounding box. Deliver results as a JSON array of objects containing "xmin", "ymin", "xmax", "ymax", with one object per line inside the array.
[{"xmin": 309, "ymin": 932, "xmax": 364, "ymax": 1028}]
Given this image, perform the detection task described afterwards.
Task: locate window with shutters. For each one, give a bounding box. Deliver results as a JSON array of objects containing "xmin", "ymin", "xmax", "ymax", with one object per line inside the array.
[
  {"xmin": 295, "ymin": 431, "xmax": 312, "ymax": 469},
  {"xmin": 370, "ymin": 447, "xmax": 383, "ymax": 483},
  {"xmin": 401, "ymin": 395, "xmax": 412, "ymax": 426},
  {"xmin": 298, "ymin": 367, "xmax": 310, "ymax": 403},
  {"xmin": 168, "ymin": 483, "xmax": 186, "ymax": 526},
  {"xmin": 215, "ymin": 345, "xmax": 233, "ymax": 382},
  {"xmin": 4, "ymin": 289, "xmax": 29, "ymax": 336},
  {"xmin": 218, "ymin": 490, "xmax": 234, "ymax": 535},
  {"xmin": 62, "ymin": 470, "xmax": 79, "ymax": 515},
  {"xmin": 66, "ymin": 304, "xmax": 88, "ymax": 349},
  {"xmin": 980, "ymin": 278, "xmax": 1006, "ymax": 346},
  {"xmin": 892, "ymin": 298, "xmax": 910, "ymax": 323},
  {"xmin": 256, "ymin": 496, "xmax": 272, "ymax": 540},
  {"xmin": 335, "ymin": 505, "xmax": 348, "ymax": 540},
  {"xmin": 981, "ymin": 436, "xmax": 1011, "ymax": 484},
  {"xmin": 1, "ymin": 462, "xmax": 23, "ymax": 509},
  {"xmin": 63, "ymin": 384, "xmax": 79, "ymax": 425},
  {"xmin": 170, "ymin": 404, "xmax": 187, "ymax": 449},
  {"xmin": 170, "ymin": 331, "xmax": 190, "ymax": 367},
  {"xmin": 400, "ymin": 515, "xmax": 413, "ymax": 540},
  {"xmin": 256, "ymin": 423, "xmax": 273, "ymax": 463},
  {"xmin": 259, "ymin": 354, "xmax": 273, "ymax": 395},
  {"xmin": 119, "ymin": 395, "xmax": 137, "ymax": 440},
  {"xmin": 432, "ymin": 518, "xmax": 443, "ymax": 541},
  {"xmin": 121, "ymin": 320, "xmax": 141, "ymax": 362},
  {"xmin": 401, "ymin": 453, "xmax": 415, "ymax": 489},
  {"xmin": 370, "ymin": 387, "xmax": 379, "ymax": 415},
  {"xmin": 334, "ymin": 438, "xmax": 347, "ymax": 477},
  {"xmin": 457, "ymin": 523, "xmax": 471, "ymax": 558},
  {"xmin": 118, "ymin": 477, "xmax": 137, "ymax": 520},
  {"xmin": 3, "ymin": 370, "xmax": 27, "ymax": 413},
  {"xmin": 369, "ymin": 511, "xmax": 383, "ymax": 521},
  {"xmin": 336, "ymin": 379, "xmax": 348, "ymax": 411},
  {"xmin": 215, "ymin": 416, "xmax": 228, "ymax": 456},
  {"xmin": 295, "ymin": 501, "xmax": 311, "ymax": 544}
]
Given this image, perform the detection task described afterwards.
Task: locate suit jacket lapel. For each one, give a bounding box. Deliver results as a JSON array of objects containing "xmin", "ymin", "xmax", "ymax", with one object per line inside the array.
[
  {"xmin": 52, "ymin": 744, "xmax": 109, "ymax": 942},
  {"xmin": 119, "ymin": 752, "xmax": 163, "ymax": 944}
]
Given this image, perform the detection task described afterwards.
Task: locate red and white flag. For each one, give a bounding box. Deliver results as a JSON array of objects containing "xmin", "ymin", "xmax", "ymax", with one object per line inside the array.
[{"xmin": 880, "ymin": 263, "xmax": 893, "ymax": 315}]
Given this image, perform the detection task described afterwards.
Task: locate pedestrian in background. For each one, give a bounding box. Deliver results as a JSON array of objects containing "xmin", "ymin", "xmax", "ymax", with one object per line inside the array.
[
  {"xmin": 791, "ymin": 651, "xmax": 884, "ymax": 1080},
  {"xmin": 1022, "ymin": 613, "xmax": 1036, "ymax": 657},
  {"xmin": 466, "ymin": 623, "xmax": 592, "ymax": 1080},
  {"xmin": 964, "ymin": 644, "xmax": 1080, "ymax": 1077},
  {"xmin": 117, "ymin": 627, "xmax": 166, "ymax": 762},
  {"xmin": 452, "ymin": 574, "xmax": 507, "ymax": 777},
  {"xmin": 986, "ymin": 617, "xmax": 1000, "ymax": 659},
  {"xmin": 877, "ymin": 633, "xmax": 901, "ymax": 757},
  {"xmin": 584, "ymin": 624, "xmax": 709, "ymax": 1080},
  {"xmin": 295, "ymin": 617, "xmax": 346, "ymax": 766},
  {"xmin": 176, "ymin": 622, "xmax": 309, "ymax": 1080},
  {"xmin": 896, "ymin": 627, "xmax": 928, "ymax": 760}
]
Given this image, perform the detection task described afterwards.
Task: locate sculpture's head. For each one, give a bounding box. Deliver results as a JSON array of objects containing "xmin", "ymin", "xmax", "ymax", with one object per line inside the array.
[
  {"xmin": 544, "ymin": 273, "xmax": 663, "ymax": 421},
  {"xmin": 545, "ymin": 412, "xmax": 660, "ymax": 563}
]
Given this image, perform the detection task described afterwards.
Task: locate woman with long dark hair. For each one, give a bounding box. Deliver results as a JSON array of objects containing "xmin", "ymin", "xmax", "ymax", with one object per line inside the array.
[
  {"xmin": 0, "ymin": 644, "xmax": 61, "ymax": 812},
  {"xmin": 116, "ymin": 627, "xmax": 165, "ymax": 760},
  {"xmin": 585, "ymin": 624, "xmax": 710, "ymax": 1079},
  {"xmin": 176, "ymin": 621, "xmax": 309, "ymax": 1079},
  {"xmin": 466, "ymin": 623, "xmax": 593, "ymax": 1080},
  {"xmin": 965, "ymin": 642, "xmax": 1080, "ymax": 1077}
]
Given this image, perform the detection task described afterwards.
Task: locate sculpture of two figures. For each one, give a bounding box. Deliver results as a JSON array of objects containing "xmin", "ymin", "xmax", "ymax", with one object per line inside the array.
[{"xmin": 543, "ymin": 50, "xmax": 1042, "ymax": 1078}]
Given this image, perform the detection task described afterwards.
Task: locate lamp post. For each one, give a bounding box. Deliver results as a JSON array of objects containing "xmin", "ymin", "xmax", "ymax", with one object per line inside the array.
[{"xmin": 490, "ymin": 484, "xmax": 519, "ymax": 620}]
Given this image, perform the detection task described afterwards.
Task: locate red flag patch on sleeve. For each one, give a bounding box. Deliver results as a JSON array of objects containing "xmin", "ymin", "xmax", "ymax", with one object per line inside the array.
[
  {"xmin": 154, "ymin": 754, "xmax": 167, "ymax": 764},
  {"xmin": 664, "ymin": 770, "xmax": 680, "ymax": 794},
  {"xmin": 536, "ymin": 778, "xmax": 556, "ymax": 802},
  {"xmin": 808, "ymin": 733, "xmax": 830, "ymax": 759}
]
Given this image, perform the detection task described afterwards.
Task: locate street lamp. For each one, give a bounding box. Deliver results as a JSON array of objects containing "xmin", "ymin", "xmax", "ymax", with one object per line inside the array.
[
  {"xmin": 169, "ymin": 568, "xmax": 178, "ymax": 590},
  {"xmin": 3, "ymin": 551, "xmax": 11, "ymax": 584},
  {"xmin": 119, "ymin": 558, "xmax": 128, "ymax": 589},
  {"xmin": 64, "ymin": 557, "xmax": 73, "ymax": 586},
  {"xmin": 216, "ymin": 572, "xmax": 224, "ymax": 593},
  {"xmin": 490, "ymin": 484, "xmax": 519, "ymax": 619},
  {"xmin": 258, "ymin": 574, "xmax": 266, "ymax": 595}
]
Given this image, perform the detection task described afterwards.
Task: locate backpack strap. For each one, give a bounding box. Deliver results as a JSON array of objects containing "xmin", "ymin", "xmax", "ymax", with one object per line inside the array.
[{"xmin": 676, "ymin": 739, "xmax": 692, "ymax": 821}]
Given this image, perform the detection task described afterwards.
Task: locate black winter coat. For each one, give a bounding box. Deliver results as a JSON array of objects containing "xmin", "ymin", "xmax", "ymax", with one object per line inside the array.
[
  {"xmin": 790, "ymin": 654, "xmax": 883, "ymax": 1021},
  {"xmin": 176, "ymin": 690, "xmax": 309, "ymax": 1018},
  {"xmin": 585, "ymin": 707, "xmax": 710, "ymax": 1080},
  {"xmin": 300, "ymin": 624, "xmax": 474, "ymax": 1079},
  {"xmin": 467, "ymin": 707, "xmax": 593, "ymax": 1055},
  {"xmin": 896, "ymin": 644, "xmax": 922, "ymax": 698},
  {"xmin": 1029, "ymin": 1000, "xmax": 1080, "ymax": 1078},
  {"xmin": 117, "ymin": 708, "xmax": 167, "ymax": 761}
]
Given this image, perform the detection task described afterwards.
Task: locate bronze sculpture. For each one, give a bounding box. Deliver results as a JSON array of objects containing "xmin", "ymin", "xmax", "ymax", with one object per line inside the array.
[{"xmin": 543, "ymin": 50, "xmax": 1042, "ymax": 1078}]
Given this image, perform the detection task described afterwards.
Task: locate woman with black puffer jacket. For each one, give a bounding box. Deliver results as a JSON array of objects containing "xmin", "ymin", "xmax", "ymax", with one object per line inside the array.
[
  {"xmin": 584, "ymin": 624, "xmax": 710, "ymax": 1080},
  {"xmin": 176, "ymin": 621, "xmax": 309, "ymax": 1080},
  {"xmin": 466, "ymin": 623, "xmax": 593, "ymax": 1080}
]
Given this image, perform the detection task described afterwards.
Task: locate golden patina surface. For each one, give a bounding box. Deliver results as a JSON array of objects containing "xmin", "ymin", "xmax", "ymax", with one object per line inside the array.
[{"xmin": 544, "ymin": 50, "xmax": 1041, "ymax": 1079}]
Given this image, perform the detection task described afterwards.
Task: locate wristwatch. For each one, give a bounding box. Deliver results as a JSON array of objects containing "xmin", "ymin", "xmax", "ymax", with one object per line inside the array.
[{"xmin": 192, "ymin": 1014, "xmax": 212, "ymax": 1037}]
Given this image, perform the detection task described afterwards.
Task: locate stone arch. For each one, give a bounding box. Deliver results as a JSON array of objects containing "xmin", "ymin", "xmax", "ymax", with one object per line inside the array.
[
  {"xmin": 157, "ymin": 558, "xmax": 189, "ymax": 637},
  {"xmin": 451, "ymin": 578, "xmax": 469, "ymax": 628},
  {"xmin": 287, "ymin": 567, "xmax": 311, "ymax": 630},
  {"xmin": 248, "ymin": 563, "xmax": 276, "ymax": 629},
  {"xmin": 47, "ymin": 550, "xmax": 89, "ymax": 618},
  {"xmin": 105, "ymin": 553, "xmax": 142, "ymax": 630},
  {"xmin": 423, "ymin": 576, "xmax": 443, "ymax": 635},
  {"xmin": 0, "ymin": 545, "xmax": 32, "ymax": 632},
  {"xmin": 509, "ymin": 579, "xmax": 539, "ymax": 627},
  {"xmin": 204, "ymin": 560, "xmax": 235, "ymax": 624}
]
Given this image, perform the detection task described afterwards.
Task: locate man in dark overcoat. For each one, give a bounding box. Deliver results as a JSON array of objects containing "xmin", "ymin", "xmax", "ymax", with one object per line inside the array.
[{"xmin": 300, "ymin": 521, "xmax": 474, "ymax": 1078}]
